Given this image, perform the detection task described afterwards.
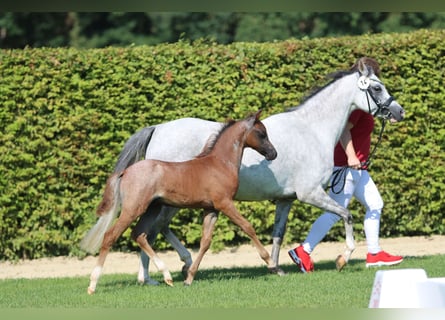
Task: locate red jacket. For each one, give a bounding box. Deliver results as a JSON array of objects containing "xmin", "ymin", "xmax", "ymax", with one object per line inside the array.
[{"xmin": 334, "ymin": 110, "xmax": 374, "ymax": 167}]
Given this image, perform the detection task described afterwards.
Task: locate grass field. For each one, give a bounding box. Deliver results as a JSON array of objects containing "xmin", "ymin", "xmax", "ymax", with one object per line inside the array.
[{"xmin": 1, "ymin": 255, "xmax": 444, "ymax": 308}]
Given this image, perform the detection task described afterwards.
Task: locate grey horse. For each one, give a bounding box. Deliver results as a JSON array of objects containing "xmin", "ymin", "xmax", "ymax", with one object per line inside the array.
[{"xmin": 111, "ymin": 57, "xmax": 405, "ymax": 284}]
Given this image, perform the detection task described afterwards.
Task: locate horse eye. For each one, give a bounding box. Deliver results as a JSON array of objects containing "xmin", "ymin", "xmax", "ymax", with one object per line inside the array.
[
  {"xmin": 373, "ymin": 85, "xmax": 382, "ymax": 92},
  {"xmin": 258, "ymin": 131, "xmax": 266, "ymax": 139}
]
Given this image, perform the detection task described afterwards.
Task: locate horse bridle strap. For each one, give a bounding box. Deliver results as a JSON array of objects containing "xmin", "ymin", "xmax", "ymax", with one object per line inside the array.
[
  {"xmin": 362, "ymin": 118, "xmax": 386, "ymax": 169},
  {"xmin": 361, "ymin": 77, "xmax": 395, "ymax": 119},
  {"xmin": 329, "ymin": 74, "xmax": 392, "ymax": 193}
]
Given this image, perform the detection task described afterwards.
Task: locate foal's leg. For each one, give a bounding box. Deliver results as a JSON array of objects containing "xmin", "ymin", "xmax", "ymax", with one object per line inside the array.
[
  {"xmin": 157, "ymin": 206, "xmax": 192, "ymax": 277},
  {"xmin": 218, "ymin": 200, "xmax": 283, "ymax": 274},
  {"xmin": 134, "ymin": 233, "xmax": 173, "ymax": 286},
  {"xmin": 87, "ymin": 214, "xmax": 135, "ymax": 295},
  {"xmin": 135, "ymin": 205, "xmax": 162, "ymax": 284},
  {"xmin": 137, "ymin": 206, "xmax": 191, "ymax": 283},
  {"xmin": 184, "ymin": 210, "xmax": 218, "ymax": 286},
  {"xmin": 162, "ymin": 226, "xmax": 192, "ymax": 278},
  {"xmin": 138, "ymin": 226, "xmax": 191, "ymax": 283},
  {"xmin": 132, "ymin": 212, "xmax": 173, "ymax": 286}
]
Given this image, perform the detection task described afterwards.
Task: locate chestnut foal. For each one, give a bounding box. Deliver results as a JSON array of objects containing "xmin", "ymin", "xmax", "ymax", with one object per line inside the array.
[{"xmin": 81, "ymin": 110, "xmax": 278, "ymax": 294}]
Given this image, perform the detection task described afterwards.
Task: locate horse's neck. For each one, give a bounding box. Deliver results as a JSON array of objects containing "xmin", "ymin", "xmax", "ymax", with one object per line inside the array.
[
  {"xmin": 297, "ymin": 74, "xmax": 358, "ymax": 147},
  {"xmin": 209, "ymin": 124, "xmax": 246, "ymax": 171}
]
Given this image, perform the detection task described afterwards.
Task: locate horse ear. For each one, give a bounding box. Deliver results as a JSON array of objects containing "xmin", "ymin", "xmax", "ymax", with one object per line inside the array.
[
  {"xmin": 357, "ymin": 58, "xmax": 370, "ymax": 77},
  {"xmin": 254, "ymin": 109, "xmax": 262, "ymax": 121},
  {"xmin": 246, "ymin": 110, "xmax": 261, "ymax": 127},
  {"xmin": 354, "ymin": 57, "xmax": 381, "ymax": 77}
]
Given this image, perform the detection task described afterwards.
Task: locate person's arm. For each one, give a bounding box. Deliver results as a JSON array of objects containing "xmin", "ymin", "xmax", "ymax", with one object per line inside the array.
[{"xmin": 339, "ymin": 122, "xmax": 361, "ymax": 169}]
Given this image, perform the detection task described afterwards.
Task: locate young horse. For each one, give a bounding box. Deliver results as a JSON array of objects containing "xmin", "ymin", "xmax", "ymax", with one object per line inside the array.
[
  {"xmin": 81, "ymin": 111, "xmax": 277, "ymax": 293},
  {"xmin": 113, "ymin": 57, "xmax": 406, "ymax": 284}
]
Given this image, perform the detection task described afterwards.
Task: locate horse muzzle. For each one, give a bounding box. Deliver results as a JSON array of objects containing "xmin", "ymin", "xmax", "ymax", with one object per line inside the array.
[
  {"xmin": 386, "ymin": 101, "xmax": 405, "ymax": 123},
  {"xmin": 263, "ymin": 146, "xmax": 278, "ymax": 161},
  {"xmin": 375, "ymin": 96, "xmax": 405, "ymax": 123}
]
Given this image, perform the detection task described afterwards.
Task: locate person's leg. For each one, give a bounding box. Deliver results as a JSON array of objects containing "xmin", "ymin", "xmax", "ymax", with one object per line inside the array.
[
  {"xmin": 353, "ymin": 170, "xmax": 403, "ymax": 266},
  {"xmin": 289, "ymin": 168, "xmax": 357, "ymax": 271},
  {"xmin": 352, "ymin": 170, "xmax": 382, "ymax": 254}
]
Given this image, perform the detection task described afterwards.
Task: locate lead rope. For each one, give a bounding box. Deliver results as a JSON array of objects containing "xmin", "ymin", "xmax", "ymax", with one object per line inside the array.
[
  {"xmin": 329, "ymin": 118, "xmax": 387, "ymax": 194},
  {"xmin": 330, "ymin": 166, "xmax": 349, "ymax": 194},
  {"xmin": 361, "ymin": 118, "xmax": 387, "ymax": 169}
]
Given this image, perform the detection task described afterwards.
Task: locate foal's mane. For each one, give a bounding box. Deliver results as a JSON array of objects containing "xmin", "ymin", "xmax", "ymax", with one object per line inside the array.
[{"xmin": 196, "ymin": 119, "xmax": 237, "ymax": 158}]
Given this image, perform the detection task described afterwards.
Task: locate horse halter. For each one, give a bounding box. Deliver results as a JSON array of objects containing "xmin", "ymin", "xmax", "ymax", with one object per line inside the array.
[
  {"xmin": 329, "ymin": 74, "xmax": 393, "ymax": 193},
  {"xmin": 357, "ymin": 75, "xmax": 391, "ymax": 169},
  {"xmin": 358, "ymin": 75, "xmax": 395, "ymax": 120}
]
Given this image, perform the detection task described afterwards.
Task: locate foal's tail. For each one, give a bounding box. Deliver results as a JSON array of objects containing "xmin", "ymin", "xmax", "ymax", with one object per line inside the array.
[
  {"xmin": 113, "ymin": 126, "xmax": 156, "ymax": 172},
  {"xmin": 80, "ymin": 173, "xmax": 122, "ymax": 254}
]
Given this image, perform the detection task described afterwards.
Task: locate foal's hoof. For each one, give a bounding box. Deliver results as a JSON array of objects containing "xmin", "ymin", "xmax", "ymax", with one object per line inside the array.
[
  {"xmin": 335, "ymin": 254, "xmax": 347, "ymax": 271},
  {"xmin": 87, "ymin": 287, "xmax": 95, "ymax": 295},
  {"xmin": 164, "ymin": 279, "xmax": 174, "ymax": 287},
  {"xmin": 268, "ymin": 266, "xmax": 286, "ymax": 276},
  {"xmin": 183, "ymin": 277, "xmax": 193, "ymax": 286}
]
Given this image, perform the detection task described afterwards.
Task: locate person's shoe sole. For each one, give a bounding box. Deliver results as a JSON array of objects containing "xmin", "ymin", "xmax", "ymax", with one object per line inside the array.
[
  {"xmin": 288, "ymin": 249, "xmax": 307, "ymax": 273},
  {"xmin": 366, "ymin": 258, "xmax": 403, "ymax": 268}
]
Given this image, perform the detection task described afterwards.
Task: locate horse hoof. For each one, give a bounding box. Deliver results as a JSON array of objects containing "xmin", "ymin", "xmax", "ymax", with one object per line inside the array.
[
  {"xmin": 335, "ymin": 255, "xmax": 347, "ymax": 271},
  {"xmin": 164, "ymin": 279, "xmax": 174, "ymax": 287},
  {"xmin": 87, "ymin": 287, "xmax": 95, "ymax": 295},
  {"xmin": 276, "ymin": 268, "xmax": 286, "ymax": 276},
  {"xmin": 142, "ymin": 278, "xmax": 160, "ymax": 286},
  {"xmin": 268, "ymin": 267, "xmax": 286, "ymax": 276},
  {"xmin": 181, "ymin": 264, "xmax": 190, "ymax": 279}
]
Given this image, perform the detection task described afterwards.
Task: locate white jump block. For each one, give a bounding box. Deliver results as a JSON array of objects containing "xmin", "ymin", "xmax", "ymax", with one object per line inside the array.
[{"xmin": 369, "ymin": 269, "xmax": 445, "ymax": 308}]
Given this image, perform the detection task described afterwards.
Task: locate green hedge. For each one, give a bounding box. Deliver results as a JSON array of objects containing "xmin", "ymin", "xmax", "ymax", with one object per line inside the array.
[{"xmin": 1, "ymin": 29, "xmax": 444, "ymax": 260}]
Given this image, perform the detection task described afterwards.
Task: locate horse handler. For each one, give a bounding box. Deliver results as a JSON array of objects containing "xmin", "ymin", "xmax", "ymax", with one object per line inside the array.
[{"xmin": 288, "ymin": 108, "xmax": 404, "ymax": 273}]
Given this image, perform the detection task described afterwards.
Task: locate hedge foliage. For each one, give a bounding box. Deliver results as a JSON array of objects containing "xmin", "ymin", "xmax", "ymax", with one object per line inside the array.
[{"xmin": 1, "ymin": 29, "xmax": 444, "ymax": 260}]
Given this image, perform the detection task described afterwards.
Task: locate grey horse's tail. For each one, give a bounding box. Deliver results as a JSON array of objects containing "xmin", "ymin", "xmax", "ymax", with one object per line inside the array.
[{"xmin": 113, "ymin": 126, "xmax": 156, "ymax": 173}]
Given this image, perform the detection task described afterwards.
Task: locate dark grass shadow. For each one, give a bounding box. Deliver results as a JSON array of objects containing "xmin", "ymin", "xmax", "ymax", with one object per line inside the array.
[
  {"xmin": 97, "ymin": 255, "xmax": 419, "ymax": 291},
  {"xmin": 98, "ymin": 264, "xmax": 287, "ymax": 291},
  {"xmin": 279, "ymin": 258, "xmax": 367, "ymax": 274},
  {"xmin": 81, "ymin": 251, "xmax": 436, "ymax": 293},
  {"xmin": 181, "ymin": 265, "xmax": 277, "ymax": 282},
  {"xmin": 312, "ymin": 258, "xmax": 366, "ymax": 272},
  {"xmin": 93, "ymin": 260, "xmax": 364, "ymax": 291}
]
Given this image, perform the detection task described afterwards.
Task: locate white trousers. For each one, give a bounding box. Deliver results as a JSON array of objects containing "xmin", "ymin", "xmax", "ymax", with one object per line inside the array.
[{"xmin": 303, "ymin": 167, "xmax": 383, "ymax": 255}]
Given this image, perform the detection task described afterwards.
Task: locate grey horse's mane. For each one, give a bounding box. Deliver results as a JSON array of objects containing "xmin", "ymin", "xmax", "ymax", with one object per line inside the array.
[
  {"xmin": 286, "ymin": 69, "xmax": 355, "ymax": 113},
  {"xmin": 287, "ymin": 57, "xmax": 380, "ymax": 112},
  {"xmin": 302, "ymin": 70, "xmax": 356, "ymax": 104}
]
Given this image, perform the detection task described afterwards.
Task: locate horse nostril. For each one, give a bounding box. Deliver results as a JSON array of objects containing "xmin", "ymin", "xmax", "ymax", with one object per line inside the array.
[{"xmin": 268, "ymin": 149, "xmax": 278, "ymax": 160}]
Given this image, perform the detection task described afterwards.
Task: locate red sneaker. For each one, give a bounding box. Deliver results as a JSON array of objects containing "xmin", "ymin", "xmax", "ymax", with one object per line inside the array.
[
  {"xmin": 288, "ymin": 245, "xmax": 314, "ymax": 273},
  {"xmin": 366, "ymin": 251, "xmax": 403, "ymax": 267}
]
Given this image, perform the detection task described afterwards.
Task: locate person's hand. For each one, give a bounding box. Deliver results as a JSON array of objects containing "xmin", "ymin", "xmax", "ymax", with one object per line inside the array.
[{"xmin": 347, "ymin": 155, "xmax": 362, "ymax": 169}]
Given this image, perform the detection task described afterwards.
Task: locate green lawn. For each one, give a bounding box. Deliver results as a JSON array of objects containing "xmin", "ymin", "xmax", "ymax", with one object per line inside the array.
[{"xmin": 1, "ymin": 255, "xmax": 444, "ymax": 309}]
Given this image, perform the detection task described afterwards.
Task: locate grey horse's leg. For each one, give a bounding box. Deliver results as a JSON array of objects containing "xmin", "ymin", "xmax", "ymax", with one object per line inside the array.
[
  {"xmin": 297, "ymin": 185, "xmax": 355, "ymax": 271},
  {"xmin": 161, "ymin": 226, "xmax": 192, "ymax": 278},
  {"xmin": 138, "ymin": 232, "xmax": 160, "ymax": 286},
  {"xmin": 133, "ymin": 207, "xmax": 163, "ymax": 285},
  {"xmin": 137, "ymin": 205, "xmax": 192, "ymax": 283},
  {"xmin": 270, "ymin": 200, "xmax": 293, "ymax": 275}
]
